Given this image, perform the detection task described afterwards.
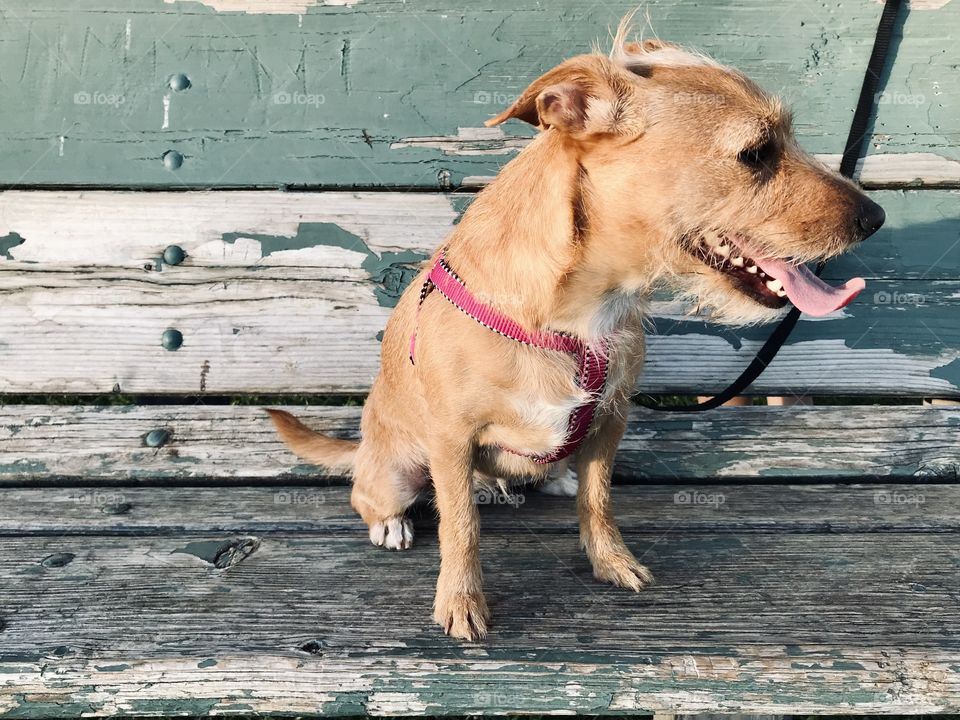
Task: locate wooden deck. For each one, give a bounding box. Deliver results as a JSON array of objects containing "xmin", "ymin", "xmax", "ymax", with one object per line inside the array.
[
  {"xmin": 1, "ymin": 0, "xmax": 958, "ymax": 715},
  {"xmin": 3, "ymin": 483, "xmax": 959, "ymax": 715}
]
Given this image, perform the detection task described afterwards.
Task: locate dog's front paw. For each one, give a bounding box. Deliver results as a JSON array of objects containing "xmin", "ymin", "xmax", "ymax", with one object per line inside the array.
[
  {"xmin": 368, "ymin": 516, "xmax": 413, "ymax": 550},
  {"xmin": 591, "ymin": 550, "xmax": 655, "ymax": 592},
  {"xmin": 433, "ymin": 590, "xmax": 490, "ymax": 641}
]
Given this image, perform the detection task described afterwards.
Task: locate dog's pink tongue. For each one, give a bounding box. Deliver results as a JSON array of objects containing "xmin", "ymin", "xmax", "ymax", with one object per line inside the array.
[{"xmin": 755, "ymin": 258, "xmax": 865, "ymax": 316}]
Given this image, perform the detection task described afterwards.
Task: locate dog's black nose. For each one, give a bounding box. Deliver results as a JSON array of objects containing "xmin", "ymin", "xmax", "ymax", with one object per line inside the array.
[{"xmin": 856, "ymin": 198, "xmax": 885, "ymax": 238}]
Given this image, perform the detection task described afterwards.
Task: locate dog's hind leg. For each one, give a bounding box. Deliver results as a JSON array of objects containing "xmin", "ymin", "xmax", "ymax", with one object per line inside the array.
[
  {"xmin": 576, "ymin": 413, "xmax": 654, "ymax": 591},
  {"xmin": 350, "ymin": 413, "xmax": 427, "ymax": 551}
]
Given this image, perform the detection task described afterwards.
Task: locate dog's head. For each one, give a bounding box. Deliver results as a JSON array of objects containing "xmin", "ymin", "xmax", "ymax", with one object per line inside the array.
[{"xmin": 486, "ymin": 32, "xmax": 883, "ymax": 324}]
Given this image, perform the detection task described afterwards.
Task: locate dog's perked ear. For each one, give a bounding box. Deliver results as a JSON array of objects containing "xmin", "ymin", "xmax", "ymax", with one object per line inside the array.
[
  {"xmin": 484, "ymin": 55, "xmax": 635, "ymax": 135},
  {"xmin": 484, "ymin": 55, "xmax": 645, "ymax": 137},
  {"xmin": 534, "ymin": 83, "xmax": 589, "ymax": 132},
  {"xmin": 485, "ymin": 79, "xmax": 589, "ymax": 132}
]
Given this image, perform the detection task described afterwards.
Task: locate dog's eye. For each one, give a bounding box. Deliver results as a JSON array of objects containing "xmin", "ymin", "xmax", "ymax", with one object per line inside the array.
[{"xmin": 738, "ymin": 140, "xmax": 775, "ymax": 170}]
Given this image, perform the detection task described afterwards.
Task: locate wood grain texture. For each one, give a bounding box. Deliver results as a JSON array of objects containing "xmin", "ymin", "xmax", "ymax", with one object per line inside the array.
[
  {"xmin": 3, "ymin": 268, "xmax": 958, "ymax": 395},
  {"xmin": 2, "ymin": 190, "xmax": 958, "ymax": 396},
  {"xmin": 1, "ymin": 484, "xmax": 957, "ymax": 535},
  {"xmin": 1, "ymin": 404, "xmax": 957, "ymax": 483},
  {"xmin": 0, "ymin": 0, "xmax": 884, "ymax": 188},
  {"xmin": 1, "ymin": 528, "xmax": 958, "ymax": 715},
  {"xmin": 843, "ymin": 153, "xmax": 960, "ymax": 189}
]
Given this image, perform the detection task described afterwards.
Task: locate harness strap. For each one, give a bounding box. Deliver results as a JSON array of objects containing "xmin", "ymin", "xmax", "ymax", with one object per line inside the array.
[{"xmin": 410, "ymin": 252, "xmax": 608, "ymax": 464}]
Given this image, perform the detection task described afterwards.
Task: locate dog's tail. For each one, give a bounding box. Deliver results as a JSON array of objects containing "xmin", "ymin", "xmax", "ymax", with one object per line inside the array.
[{"xmin": 265, "ymin": 409, "xmax": 358, "ymax": 473}]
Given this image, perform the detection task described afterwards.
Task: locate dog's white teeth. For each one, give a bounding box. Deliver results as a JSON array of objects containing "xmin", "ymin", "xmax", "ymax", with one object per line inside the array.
[
  {"xmin": 716, "ymin": 243, "xmax": 731, "ymax": 257},
  {"xmin": 746, "ymin": 264, "xmax": 758, "ymax": 274},
  {"xmin": 776, "ymin": 288, "xmax": 787, "ymax": 297},
  {"xmin": 766, "ymin": 279, "xmax": 784, "ymax": 292},
  {"xmin": 731, "ymin": 256, "xmax": 744, "ymax": 267}
]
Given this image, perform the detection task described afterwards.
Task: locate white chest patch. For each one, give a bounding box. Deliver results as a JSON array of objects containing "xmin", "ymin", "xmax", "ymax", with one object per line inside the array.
[
  {"xmin": 511, "ymin": 389, "xmax": 588, "ymax": 454},
  {"xmin": 485, "ymin": 290, "xmax": 644, "ymax": 460}
]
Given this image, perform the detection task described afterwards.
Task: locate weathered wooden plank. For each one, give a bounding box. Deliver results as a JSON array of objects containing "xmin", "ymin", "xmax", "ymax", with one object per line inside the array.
[
  {"xmin": 869, "ymin": 0, "xmax": 959, "ymax": 163},
  {"xmin": 840, "ymin": 153, "xmax": 960, "ymax": 190},
  {"xmin": 2, "ymin": 269, "xmax": 957, "ymax": 395},
  {"xmin": 2, "ymin": 189, "xmax": 955, "ymax": 278},
  {"xmin": 1, "ymin": 484, "xmax": 956, "ymax": 535},
  {"xmin": 0, "ymin": 190, "xmax": 452, "ymax": 267},
  {"xmin": 2, "ymin": 190, "xmax": 958, "ymax": 396},
  {"xmin": 0, "ymin": 0, "xmax": 884, "ymax": 188},
  {"xmin": 1, "ymin": 405, "xmax": 957, "ymax": 483},
  {"xmin": 1, "ymin": 530, "xmax": 958, "ymax": 715}
]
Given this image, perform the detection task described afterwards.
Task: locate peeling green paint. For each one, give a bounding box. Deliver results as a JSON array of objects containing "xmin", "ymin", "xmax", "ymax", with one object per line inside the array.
[
  {"xmin": 0, "ymin": 232, "xmax": 25, "ymax": 260},
  {"xmin": 1, "ymin": 698, "xmax": 96, "ymax": 718},
  {"xmin": 223, "ymin": 223, "xmax": 358, "ymax": 259},
  {"xmin": 93, "ymin": 663, "xmax": 131, "ymax": 672},
  {"xmin": 0, "ymin": 460, "xmax": 48, "ymax": 475},
  {"xmin": 173, "ymin": 537, "xmax": 260, "ymax": 569},
  {"xmin": 123, "ymin": 698, "xmax": 222, "ymax": 716},
  {"xmin": 448, "ymin": 194, "xmax": 473, "ymax": 225},
  {"xmin": 197, "ymin": 658, "xmax": 218, "ymax": 668},
  {"xmin": 831, "ymin": 660, "xmax": 866, "ymax": 671},
  {"xmin": 931, "ymin": 358, "xmax": 960, "ymax": 389},
  {"xmin": 173, "ymin": 539, "xmax": 233, "ymax": 565},
  {"xmin": 317, "ymin": 692, "xmax": 372, "ymax": 716},
  {"xmin": 288, "ymin": 462, "xmax": 337, "ymax": 477},
  {"xmin": 223, "ymin": 223, "xmax": 427, "ymax": 308}
]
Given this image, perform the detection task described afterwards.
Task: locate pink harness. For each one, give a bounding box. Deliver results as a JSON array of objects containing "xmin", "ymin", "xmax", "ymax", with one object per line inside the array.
[{"xmin": 409, "ymin": 252, "xmax": 609, "ymax": 464}]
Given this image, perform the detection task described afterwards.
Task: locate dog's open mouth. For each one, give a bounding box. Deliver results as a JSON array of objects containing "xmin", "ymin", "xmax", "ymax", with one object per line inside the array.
[{"xmin": 687, "ymin": 231, "xmax": 866, "ymax": 316}]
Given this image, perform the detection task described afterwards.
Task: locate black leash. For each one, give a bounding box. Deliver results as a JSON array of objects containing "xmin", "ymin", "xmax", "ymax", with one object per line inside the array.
[{"xmin": 638, "ymin": 0, "xmax": 903, "ymax": 411}]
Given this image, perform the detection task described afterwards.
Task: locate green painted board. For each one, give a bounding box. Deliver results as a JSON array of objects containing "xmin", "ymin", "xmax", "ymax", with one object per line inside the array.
[
  {"xmin": 823, "ymin": 188, "xmax": 960, "ymax": 281},
  {"xmin": 0, "ymin": 188, "xmax": 957, "ymax": 395},
  {"xmin": 869, "ymin": 1, "xmax": 958, "ymax": 162},
  {"xmin": 0, "ymin": 0, "xmax": 884, "ymax": 188}
]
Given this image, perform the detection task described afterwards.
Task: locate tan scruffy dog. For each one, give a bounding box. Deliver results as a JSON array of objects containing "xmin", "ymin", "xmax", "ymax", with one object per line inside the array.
[{"xmin": 269, "ymin": 24, "xmax": 884, "ymax": 641}]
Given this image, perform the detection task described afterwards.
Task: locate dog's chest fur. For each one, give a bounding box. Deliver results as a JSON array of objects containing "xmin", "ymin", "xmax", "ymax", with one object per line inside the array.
[{"xmin": 497, "ymin": 293, "xmax": 645, "ymax": 458}]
